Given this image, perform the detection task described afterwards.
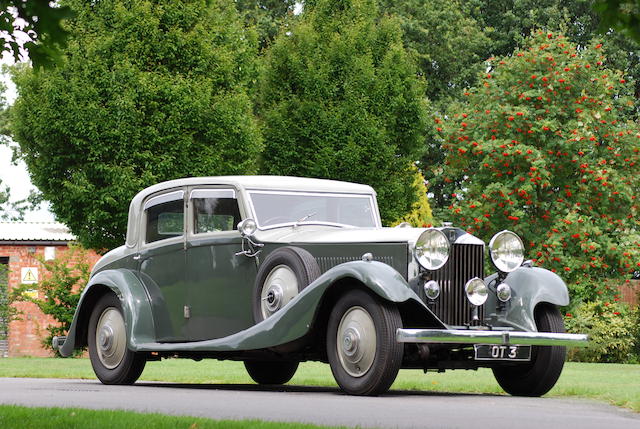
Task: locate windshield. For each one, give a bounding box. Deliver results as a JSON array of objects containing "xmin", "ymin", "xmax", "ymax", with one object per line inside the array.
[{"xmin": 248, "ymin": 191, "xmax": 379, "ymax": 228}]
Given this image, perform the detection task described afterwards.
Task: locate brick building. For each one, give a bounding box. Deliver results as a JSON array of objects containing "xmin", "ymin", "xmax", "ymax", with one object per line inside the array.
[{"xmin": 0, "ymin": 222, "xmax": 99, "ymax": 357}]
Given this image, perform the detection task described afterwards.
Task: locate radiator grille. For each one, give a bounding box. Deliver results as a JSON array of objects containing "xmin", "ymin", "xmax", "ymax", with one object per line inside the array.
[{"xmin": 429, "ymin": 244, "xmax": 485, "ymax": 326}]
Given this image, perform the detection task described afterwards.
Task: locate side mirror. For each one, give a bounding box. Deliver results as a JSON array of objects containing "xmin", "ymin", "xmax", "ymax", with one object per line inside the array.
[{"xmin": 237, "ymin": 218, "xmax": 258, "ymax": 237}]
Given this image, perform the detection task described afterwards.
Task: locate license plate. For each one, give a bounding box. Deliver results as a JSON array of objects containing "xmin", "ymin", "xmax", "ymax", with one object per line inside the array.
[{"xmin": 474, "ymin": 344, "xmax": 531, "ymax": 361}]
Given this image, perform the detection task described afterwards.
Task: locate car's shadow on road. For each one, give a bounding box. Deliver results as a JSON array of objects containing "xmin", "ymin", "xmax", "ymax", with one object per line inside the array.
[{"xmin": 132, "ymin": 381, "xmax": 500, "ymax": 398}]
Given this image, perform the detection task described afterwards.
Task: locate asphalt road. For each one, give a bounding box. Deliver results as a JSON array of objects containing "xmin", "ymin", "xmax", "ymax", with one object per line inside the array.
[{"xmin": 1, "ymin": 377, "xmax": 638, "ymax": 429}]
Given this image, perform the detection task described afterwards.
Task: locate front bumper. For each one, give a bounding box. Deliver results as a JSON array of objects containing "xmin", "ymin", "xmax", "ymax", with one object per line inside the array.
[{"xmin": 396, "ymin": 328, "xmax": 588, "ymax": 347}]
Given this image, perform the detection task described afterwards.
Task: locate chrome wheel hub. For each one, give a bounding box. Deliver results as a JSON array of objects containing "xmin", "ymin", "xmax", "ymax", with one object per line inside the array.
[
  {"xmin": 336, "ymin": 306, "xmax": 376, "ymax": 377},
  {"xmin": 265, "ymin": 284, "xmax": 284, "ymax": 313},
  {"xmin": 95, "ymin": 307, "xmax": 126, "ymax": 370},
  {"xmin": 261, "ymin": 265, "xmax": 298, "ymax": 319}
]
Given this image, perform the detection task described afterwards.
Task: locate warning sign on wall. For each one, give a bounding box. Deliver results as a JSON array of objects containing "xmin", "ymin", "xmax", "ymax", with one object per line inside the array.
[{"xmin": 21, "ymin": 267, "xmax": 39, "ymax": 284}]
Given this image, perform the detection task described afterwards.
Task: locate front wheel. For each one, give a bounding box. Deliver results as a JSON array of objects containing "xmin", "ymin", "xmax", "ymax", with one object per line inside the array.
[
  {"xmin": 327, "ymin": 289, "xmax": 403, "ymax": 396},
  {"xmin": 492, "ymin": 304, "xmax": 566, "ymax": 396},
  {"xmin": 244, "ymin": 361, "xmax": 299, "ymax": 385},
  {"xmin": 88, "ymin": 293, "xmax": 146, "ymax": 385}
]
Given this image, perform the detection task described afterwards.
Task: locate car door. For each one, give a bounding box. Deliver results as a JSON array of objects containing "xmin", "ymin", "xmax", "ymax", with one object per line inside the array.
[
  {"xmin": 185, "ymin": 188, "xmax": 257, "ymax": 341},
  {"xmin": 136, "ymin": 189, "xmax": 189, "ymax": 342}
]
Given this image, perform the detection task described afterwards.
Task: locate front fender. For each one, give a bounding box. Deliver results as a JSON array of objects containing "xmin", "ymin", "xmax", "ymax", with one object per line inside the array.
[
  {"xmin": 485, "ymin": 266, "xmax": 569, "ymax": 332},
  {"xmin": 59, "ymin": 269, "xmax": 155, "ymax": 357},
  {"xmin": 136, "ymin": 260, "xmax": 436, "ymax": 352}
]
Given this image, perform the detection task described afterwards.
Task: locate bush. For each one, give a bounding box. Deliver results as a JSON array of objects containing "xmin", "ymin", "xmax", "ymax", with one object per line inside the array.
[
  {"xmin": 565, "ymin": 300, "xmax": 639, "ymax": 363},
  {"xmin": 11, "ymin": 244, "xmax": 90, "ymax": 355},
  {"xmin": 390, "ymin": 169, "xmax": 434, "ymax": 227},
  {"xmin": 0, "ymin": 263, "xmax": 14, "ymax": 342}
]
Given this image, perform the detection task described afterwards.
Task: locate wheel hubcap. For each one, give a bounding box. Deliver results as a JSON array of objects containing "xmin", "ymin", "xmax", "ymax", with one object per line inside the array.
[
  {"xmin": 261, "ymin": 265, "xmax": 298, "ymax": 319},
  {"xmin": 336, "ymin": 306, "xmax": 376, "ymax": 377},
  {"xmin": 95, "ymin": 307, "xmax": 126, "ymax": 370}
]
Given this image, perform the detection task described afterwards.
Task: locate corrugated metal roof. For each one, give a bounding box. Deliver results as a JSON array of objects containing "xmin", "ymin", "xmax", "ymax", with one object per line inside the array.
[{"xmin": 0, "ymin": 222, "xmax": 76, "ymax": 242}]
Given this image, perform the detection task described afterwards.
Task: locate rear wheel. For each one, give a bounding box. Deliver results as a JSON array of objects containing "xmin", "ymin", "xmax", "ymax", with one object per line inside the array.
[
  {"xmin": 492, "ymin": 304, "xmax": 566, "ymax": 397},
  {"xmin": 326, "ymin": 289, "xmax": 403, "ymax": 396},
  {"xmin": 88, "ymin": 293, "xmax": 146, "ymax": 385},
  {"xmin": 244, "ymin": 361, "xmax": 299, "ymax": 385}
]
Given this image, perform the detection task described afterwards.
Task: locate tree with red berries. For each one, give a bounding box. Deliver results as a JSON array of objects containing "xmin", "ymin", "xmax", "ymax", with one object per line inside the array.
[{"xmin": 437, "ymin": 32, "xmax": 639, "ymax": 303}]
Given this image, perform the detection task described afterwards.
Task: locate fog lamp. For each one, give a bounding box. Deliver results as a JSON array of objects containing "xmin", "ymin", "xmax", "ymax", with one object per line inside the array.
[
  {"xmin": 424, "ymin": 280, "xmax": 440, "ymax": 300},
  {"xmin": 496, "ymin": 283, "xmax": 512, "ymax": 302},
  {"xmin": 465, "ymin": 277, "xmax": 488, "ymax": 306}
]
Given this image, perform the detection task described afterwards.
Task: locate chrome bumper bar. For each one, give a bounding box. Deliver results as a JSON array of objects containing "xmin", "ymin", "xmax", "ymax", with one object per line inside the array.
[
  {"xmin": 396, "ymin": 329, "xmax": 588, "ymax": 347},
  {"xmin": 52, "ymin": 336, "xmax": 66, "ymax": 350}
]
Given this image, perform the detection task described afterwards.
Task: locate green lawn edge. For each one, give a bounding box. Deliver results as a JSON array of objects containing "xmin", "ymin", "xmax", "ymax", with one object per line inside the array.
[
  {"xmin": 1, "ymin": 358, "xmax": 638, "ymax": 413},
  {"xmin": 0, "ymin": 404, "xmax": 349, "ymax": 429}
]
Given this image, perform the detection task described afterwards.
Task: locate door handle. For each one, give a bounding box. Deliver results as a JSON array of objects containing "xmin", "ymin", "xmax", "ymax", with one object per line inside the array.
[{"xmin": 132, "ymin": 254, "xmax": 141, "ymax": 260}]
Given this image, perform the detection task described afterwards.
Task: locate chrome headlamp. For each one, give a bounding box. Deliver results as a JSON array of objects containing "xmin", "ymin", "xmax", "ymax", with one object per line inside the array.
[
  {"xmin": 415, "ymin": 229, "xmax": 450, "ymax": 270},
  {"xmin": 489, "ymin": 230, "xmax": 525, "ymax": 273}
]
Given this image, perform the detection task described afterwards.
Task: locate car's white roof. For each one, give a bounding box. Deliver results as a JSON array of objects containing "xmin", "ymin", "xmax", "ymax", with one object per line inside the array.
[
  {"xmin": 136, "ymin": 176, "xmax": 375, "ymax": 195},
  {"xmin": 126, "ymin": 176, "xmax": 376, "ymax": 247}
]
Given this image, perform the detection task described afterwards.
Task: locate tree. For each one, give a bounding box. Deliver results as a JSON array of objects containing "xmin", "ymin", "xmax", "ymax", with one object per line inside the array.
[
  {"xmin": 379, "ymin": 0, "xmax": 491, "ymax": 110},
  {"xmin": 390, "ymin": 168, "xmax": 434, "ymax": 227},
  {"xmin": 0, "ymin": 0, "xmax": 73, "ymax": 67},
  {"xmin": 594, "ymin": 0, "xmax": 640, "ymax": 42},
  {"xmin": 258, "ymin": 0, "xmax": 430, "ymax": 224},
  {"xmin": 465, "ymin": 0, "xmax": 640, "ymax": 99},
  {"xmin": 0, "ymin": 180, "xmax": 41, "ymax": 221},
  {"xmin": 236, "ymin": 0, "xmax": 297, "ymax": 50},
  {"xmin": 437, "ymin": 32, "xmax": 639, "ymax": 301},
  {"xmin": 10, "ymin": 0, "xmax": 262, "ymax": 251}
]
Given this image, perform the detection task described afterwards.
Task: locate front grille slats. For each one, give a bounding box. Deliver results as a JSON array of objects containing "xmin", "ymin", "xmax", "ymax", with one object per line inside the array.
[{"xmin": 430, "ymin": 244, "xmax": 484, "ymax": 326}]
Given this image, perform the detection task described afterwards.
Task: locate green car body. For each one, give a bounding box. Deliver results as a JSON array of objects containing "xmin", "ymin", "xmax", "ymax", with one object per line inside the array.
[{"xmin": 55, "ymin": 176, "xmax": 587, "ymax": 396}]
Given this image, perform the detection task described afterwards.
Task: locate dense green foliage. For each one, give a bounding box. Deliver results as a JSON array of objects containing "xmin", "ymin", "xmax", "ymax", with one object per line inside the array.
[
  {"xmin": 390, "ymin": 169, "xmax": 433, "ymax": 227},
  {"xmin": 10, "ymin": 0, "xmax": 262, "ymax": 250},
  {"xmin": 0, "ymin": 263, "xmax": 11, "ymax": 342},
  {"xmin": 258, "ymin": 0, "xmax": 429, "ymax": 224},
  {"xmin": 237, "ymin": 0, "xmax": 297, "ymax": 50},
  {"xmin": 566, "ymin": 300, "xmax": 639, "ymax": 363},
  {"xmin": 11, "ymin": 244, "xmax": 90, "ymax": 354},
  {"xmin": 437, "ymin": 32, "xmax": 639, "ymax": 291},
  {"xmin": 594, "ymin": 0, "xmax": 640, "ymax": 42},
  {"xmin": 465, "ymin": 0, "xmax": 640, "ymax": 99},
  {"xmin": 379, "ymin": 0, "xmax": 490, "ymax": 109},
  {"xmin": 0, "ymin": 0, "xmax": 73, "ymax": 67}
]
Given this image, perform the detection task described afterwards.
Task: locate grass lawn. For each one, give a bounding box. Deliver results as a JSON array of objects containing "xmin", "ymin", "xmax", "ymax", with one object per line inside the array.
[
  {"xmin": 1, "ymin": 357, "xmax": 639, "ymax": 412},
  {"xmin": 0, "ymin": 405, "xmax": 348, "ymax": 429}
]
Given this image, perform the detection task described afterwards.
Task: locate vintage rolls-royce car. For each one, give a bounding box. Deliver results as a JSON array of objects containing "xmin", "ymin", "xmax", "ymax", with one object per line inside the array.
[{"xmin": 54, "ymin": 176, "xmax": 587, "ymax": 396}]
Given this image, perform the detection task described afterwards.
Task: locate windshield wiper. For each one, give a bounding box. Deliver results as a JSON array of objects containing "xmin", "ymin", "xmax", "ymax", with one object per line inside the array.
[{"xmin": 294, "ymin": 212, "xmax": 316, "ymax": 227}]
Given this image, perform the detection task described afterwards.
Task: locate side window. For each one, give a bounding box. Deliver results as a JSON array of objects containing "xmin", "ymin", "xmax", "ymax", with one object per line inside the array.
[
  {"xmin": 144, "ymin": 191, "xmax": 184, "ymax": 243},
  {"xmin": 191, "ymin": 189, "xmax": 241, "ymax": 234}
]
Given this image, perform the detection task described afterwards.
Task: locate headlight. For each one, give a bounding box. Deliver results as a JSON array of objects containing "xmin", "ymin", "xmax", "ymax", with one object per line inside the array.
[
  {"xmin": 415, "ymin": 229, "xmax": 450, "ymax": 270},
  {"xmin": 489, "ymin": 230, "xmax": 525, "ymax": 273}
]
